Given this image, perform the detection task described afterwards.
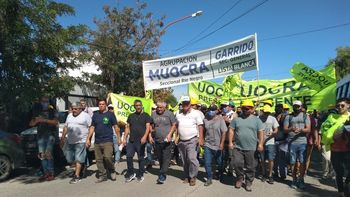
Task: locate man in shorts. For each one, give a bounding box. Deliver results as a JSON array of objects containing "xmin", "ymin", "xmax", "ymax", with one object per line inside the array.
[{"xmin": 61, "ymin": 102, "xmax": 92, "ymax": 184}]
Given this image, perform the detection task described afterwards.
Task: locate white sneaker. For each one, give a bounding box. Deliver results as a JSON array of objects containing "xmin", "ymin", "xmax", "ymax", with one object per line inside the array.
[{"xmin": 125, "ymin": 173, "xmax": 136, "ymax": 183}]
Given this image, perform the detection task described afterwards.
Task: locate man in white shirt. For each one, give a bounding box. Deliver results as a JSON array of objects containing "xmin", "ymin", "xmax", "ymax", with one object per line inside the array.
[
  {"xmin": 61, "ymin": 102, "xmax": 92, "ymax": 184},
  {"xmin": 176, "ymin": 96, "xmax": 204, "ymax": 186}
]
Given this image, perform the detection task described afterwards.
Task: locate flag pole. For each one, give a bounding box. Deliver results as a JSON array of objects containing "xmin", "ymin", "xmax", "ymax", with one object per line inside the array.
[{"xmin": 255, "ymin": 33, "xmax": 260, "ymax": 111}]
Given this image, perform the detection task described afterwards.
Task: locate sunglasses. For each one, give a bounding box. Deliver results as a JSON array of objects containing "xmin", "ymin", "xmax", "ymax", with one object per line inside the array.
[
  {"xmin": 72, "ymin": 108, "xmax": 80, "ymax": 110},
  {"xmin": 293, "ymin": 105, "xmax": 301, "ymax": 108},
  {"xmin": 336, "ymin": 104, "xmax": 346, "ymax": 108}
]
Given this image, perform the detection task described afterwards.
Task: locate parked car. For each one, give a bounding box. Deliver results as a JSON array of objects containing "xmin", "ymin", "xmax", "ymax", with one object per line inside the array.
[{"xmin": 0, "ymin": 130, "xmax": 25, "ymax": 181}]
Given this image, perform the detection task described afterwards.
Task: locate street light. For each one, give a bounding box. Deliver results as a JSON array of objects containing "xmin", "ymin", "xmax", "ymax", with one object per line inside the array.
[{"xmin": 156, "ymin": 10, "xmax": 203, "ymax": 57}]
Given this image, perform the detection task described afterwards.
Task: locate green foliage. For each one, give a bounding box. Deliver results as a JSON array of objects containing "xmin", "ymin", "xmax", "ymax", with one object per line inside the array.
[
  {"xmin": 0, "ymin": 0, "xmax": 87, "ymax": 131},
  {"xmin": 165, "ymin": 93, "xmax": 178, "ymax": 107},
  {"xmin": 334, "ymin": 47, "xmax": 350, "ymax": 80},
  {"xmin": 87, "ymin": 1, "xmax": 165, "ymax": 97},
  {"xmin": 153, "ymin": 88, "xmax": 177, "ymax": 106}
]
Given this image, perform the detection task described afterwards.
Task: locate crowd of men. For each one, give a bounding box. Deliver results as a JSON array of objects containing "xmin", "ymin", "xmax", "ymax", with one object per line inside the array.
[{"xmin": 29, "ymin": 96, "xmax": 350, "ymax": 196}]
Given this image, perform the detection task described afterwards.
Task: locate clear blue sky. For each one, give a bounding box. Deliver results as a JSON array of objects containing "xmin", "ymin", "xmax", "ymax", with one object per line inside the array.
[{"xmin": 57, "ymin": 0, "xmax": 350, "ymax": 99}]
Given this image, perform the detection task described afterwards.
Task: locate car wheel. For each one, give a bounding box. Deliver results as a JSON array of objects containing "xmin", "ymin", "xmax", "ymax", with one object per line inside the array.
[{"xmin": 0, "ymin": 155, "xmax": 12, "ymax": 181}]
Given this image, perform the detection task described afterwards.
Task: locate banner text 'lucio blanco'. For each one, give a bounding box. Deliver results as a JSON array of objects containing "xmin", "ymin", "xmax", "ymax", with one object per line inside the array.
[{"xmin": 142, "ymin": 34, "xmax": 258, "ymax": 90}]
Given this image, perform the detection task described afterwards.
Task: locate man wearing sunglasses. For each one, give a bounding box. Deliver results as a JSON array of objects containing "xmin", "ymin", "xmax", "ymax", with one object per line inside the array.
[
  {"xmin": 320, "ymin": 98, "xmax": 350, "ymax": 197},
  {"xmin": 283, "ymin": 100, "xmax": 311, "ymax": 189},
  {"xmin": 228, "ymin": 99, "xmax": 264, "ymax": 192}
]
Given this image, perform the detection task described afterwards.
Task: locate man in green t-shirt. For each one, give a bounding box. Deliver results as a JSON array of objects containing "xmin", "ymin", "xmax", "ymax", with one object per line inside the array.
[{"xmin": 228, "ymin": 99, "xmax": 264, "ymax": 192}]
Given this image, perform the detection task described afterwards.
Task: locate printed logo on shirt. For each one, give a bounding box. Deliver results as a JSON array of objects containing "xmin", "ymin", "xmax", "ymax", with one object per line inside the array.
[{"xmin": 103, "ymin": 117, "xmax": 109, "ymax": 125}]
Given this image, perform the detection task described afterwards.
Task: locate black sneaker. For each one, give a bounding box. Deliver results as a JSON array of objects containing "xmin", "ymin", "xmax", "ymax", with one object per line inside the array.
[
  {"xmin": 125, "ymin": 173, "xmax": 136, "ymax": 183},
  {"xmin": 69, "ymin": 176, "xmax": 81, "ymax": 184},
  {"xmin": 258, "ymin": 175, "xmax": 265, "ymax": 182},
  {"xmin": 267, "ymin": 176, "xmax": 274, "ymax": 184}
]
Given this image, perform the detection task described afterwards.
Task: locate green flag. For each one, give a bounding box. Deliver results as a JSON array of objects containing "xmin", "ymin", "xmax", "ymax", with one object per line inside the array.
[
  {"xmin": 290, "ymin": 62, "xmax": 336, "ymax": 91},
  {"xmin": 189, "ymin": 78, "xmax": 336, "ymax": 111},
  {"xmin": 110, "ymin": 93, "xmax": 153, "ymax": 123}
]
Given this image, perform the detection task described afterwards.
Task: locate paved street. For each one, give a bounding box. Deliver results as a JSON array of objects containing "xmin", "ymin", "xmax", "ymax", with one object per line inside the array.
[{"xmin": 0, "ymin": 153, "xmax": 338, "ymax": 197}]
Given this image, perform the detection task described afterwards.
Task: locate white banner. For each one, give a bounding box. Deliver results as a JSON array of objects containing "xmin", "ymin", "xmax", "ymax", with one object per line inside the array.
[{"xmin": 143, "ymin": 34, "xmax": 258, "ymax": 90}]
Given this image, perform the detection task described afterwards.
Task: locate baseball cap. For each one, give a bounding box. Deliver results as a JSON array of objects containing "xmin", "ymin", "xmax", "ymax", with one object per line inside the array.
[
  {"xmin": 108, "ymin": 104, "xmax": 114, "ymax": 108},
  {"xmin": 293, "ymin": 100, "xmax": 302, "ymax": 106},
  {"xmin": 182, "ymin": 96, "xmax": 190, "ymax": 104},
  {"xmin": 229, "ymin": 101, "xmax": 235, "ymax": 107},
  {"xmin": 221, "ymin": 101, "xmax": 229, "ymax": 106}
]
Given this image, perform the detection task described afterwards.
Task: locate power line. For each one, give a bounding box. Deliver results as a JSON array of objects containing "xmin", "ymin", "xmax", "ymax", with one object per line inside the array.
[
  {"xmin": 171, "ymin": 0, "xmax": 243, "ymax": 53},
  {"xmin": 260, "ymin": 22, "xmax": 350, "ymax": 41},
  {"xmin": 160, "ymin": 21, "xmax": 350, "ymax": 56},
  {"xmin": 170, "ymin": 0, "xmax": 270, "ymax": 55}
]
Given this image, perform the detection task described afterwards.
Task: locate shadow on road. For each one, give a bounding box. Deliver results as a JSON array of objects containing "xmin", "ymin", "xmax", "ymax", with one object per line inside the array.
[{"xmin": 145, "ymin": 164, "xmax": 208, "ymax": 183}]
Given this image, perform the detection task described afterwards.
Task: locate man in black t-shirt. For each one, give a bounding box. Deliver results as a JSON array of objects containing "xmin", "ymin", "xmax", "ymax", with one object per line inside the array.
[
  {"xmin": 123, "ymin": 99, "xmax": 152, "ymax": 183},
  {"xmin": 86, "ymin": 99, "xmax": 120, "ymax": 183}
]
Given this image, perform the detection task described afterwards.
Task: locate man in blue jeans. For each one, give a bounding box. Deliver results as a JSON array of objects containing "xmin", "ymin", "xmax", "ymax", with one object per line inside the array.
[
  {"xmin": 29, "ymin": 96, "xmax": 59, "ymax": 181},
  {"xmin": 123, "ymin": 100, "xmax": 152, "ymax": 183},
  {"xmin": 203, "ymin": 104, "xmax": 227, "ymax": 186},
  {"xmin": 284, "ymin": 100, "xmax": 310, "ymax": 189}
]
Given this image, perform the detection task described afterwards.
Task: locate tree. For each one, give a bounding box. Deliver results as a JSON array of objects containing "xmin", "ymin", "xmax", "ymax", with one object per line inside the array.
[
  {"xmin": 334, "ymin": 47, "xmax": 350, "ymax": 80},
  {"xmin": 153, "ymin": 88, "xmax": 177, "ymax": 107},
  {"xmin": 0, "ymin": 0, "xmax": 87, "ymax": 131},
  {"xmin": 88, "ymin": 1, "xmax": 165, "ymax": 97},
  {"xmin": 165, "ymin": 93, "xmax": 178, "ymax": 108}
]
